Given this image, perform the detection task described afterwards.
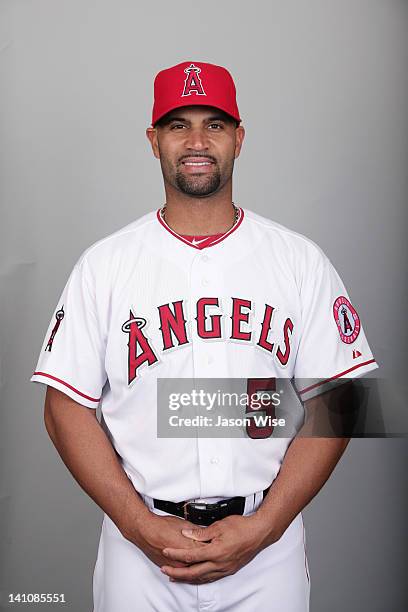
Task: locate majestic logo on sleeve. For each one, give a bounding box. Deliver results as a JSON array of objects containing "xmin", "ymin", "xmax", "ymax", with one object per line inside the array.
[
  {"xmin": 122, "ymin": 297, "xmax": 294, "ymax": 384},
  {"xmin": 182, "ymin": 64, "xmax": 206, "ymax": 97},
  {"xmin": 333, "ymin": 296, "xmax": 361, "ymax": 344},
  {"xmin": 45, "ymin": 306, "xmax": 64, "ymax": 352}
]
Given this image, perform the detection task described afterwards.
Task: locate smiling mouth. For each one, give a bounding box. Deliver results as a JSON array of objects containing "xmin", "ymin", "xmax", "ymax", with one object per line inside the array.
[
  {"xmin": 181, "ymin": 157, "xmax": 215, "ymax": 167},
  {"xmin": 183, "ymin": 161, "xmax": 213, "ymax": 166},
  {"xmin": 180, "ymin": 158, "xmax": 215, "ymax": 174}
]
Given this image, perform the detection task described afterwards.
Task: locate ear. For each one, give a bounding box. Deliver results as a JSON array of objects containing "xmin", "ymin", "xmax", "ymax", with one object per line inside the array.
[
  {"xmin": 146, "ymin": 127, "xmax": 160, "ymax": 159},
  {"xmin": 234, "ymin": 125, "xmax": 245, "ymax": 159}
]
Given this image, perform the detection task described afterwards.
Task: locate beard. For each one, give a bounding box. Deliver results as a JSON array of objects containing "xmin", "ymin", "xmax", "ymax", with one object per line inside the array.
[{"xmin": 174, "ymin": 165, "xmax": 222, "ymax": 197}]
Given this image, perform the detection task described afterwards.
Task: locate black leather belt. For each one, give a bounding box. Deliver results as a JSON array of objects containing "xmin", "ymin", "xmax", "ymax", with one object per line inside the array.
[{"xmin": 153, "ymin": 486, "xmax": 271, "ymax": 526}]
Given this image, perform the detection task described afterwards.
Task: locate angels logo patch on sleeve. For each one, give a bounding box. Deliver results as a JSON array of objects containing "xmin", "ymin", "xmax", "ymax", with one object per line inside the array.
[
  {"xmin": 45, "ymin": 306, "xmax": 64, "ymax": 352},
  {"xmin": 333, "ymin": 296, "xmax": 360, "ymax": 344}
]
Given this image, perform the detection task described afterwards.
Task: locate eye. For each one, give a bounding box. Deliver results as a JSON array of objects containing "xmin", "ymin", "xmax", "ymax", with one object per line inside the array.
[
  {"xmin": 170, "ymin": 123, "xmax": 187, "ymax": 130},
  {"xmin": 208, "ymin": 123, "xmax": 223, "ymax": 130}
]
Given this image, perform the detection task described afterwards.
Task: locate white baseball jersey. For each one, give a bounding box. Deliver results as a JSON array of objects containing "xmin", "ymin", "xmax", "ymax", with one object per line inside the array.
[{"xmin": 31, "ymin": 207, "xmax": 378, "ymax": 501}]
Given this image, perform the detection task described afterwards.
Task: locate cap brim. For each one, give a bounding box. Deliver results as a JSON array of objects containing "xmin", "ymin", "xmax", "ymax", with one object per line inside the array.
[{"xmin": 152, "ymin": 101, "xmax": 241, "ymax": 126}]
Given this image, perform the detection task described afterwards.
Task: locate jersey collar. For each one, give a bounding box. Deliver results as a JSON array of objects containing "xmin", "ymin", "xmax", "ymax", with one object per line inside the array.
[{"xmin": 156, "ymin": 206, "xmax": 244, "ymax": 250}]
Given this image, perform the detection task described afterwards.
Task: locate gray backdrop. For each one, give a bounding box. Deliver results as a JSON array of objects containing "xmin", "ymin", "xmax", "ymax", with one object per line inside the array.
[{"xmin": 1, "ymin": 1, "xmax": 407, "ymax": 610}]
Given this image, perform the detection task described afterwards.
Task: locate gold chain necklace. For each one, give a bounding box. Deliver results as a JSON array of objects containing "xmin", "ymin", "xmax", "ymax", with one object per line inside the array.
[{"xmin": 160, "ymin": 203, "xmax": 240, "ymax": 227}]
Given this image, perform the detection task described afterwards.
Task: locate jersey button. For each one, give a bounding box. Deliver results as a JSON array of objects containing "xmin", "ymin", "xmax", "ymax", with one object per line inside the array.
[
  {"xmin": 201, "ymin": 254, "xmax": 209, "ymax": 262},
  {"xmin": 201, "ymin": 278, "xmax": 209, "ymax": 287},
  {"xmin": 210, "ymin": 457, "xmax": 219, "ymax": 464}
]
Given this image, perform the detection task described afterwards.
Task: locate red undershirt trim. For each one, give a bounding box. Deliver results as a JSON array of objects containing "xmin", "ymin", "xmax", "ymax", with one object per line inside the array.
[
  {"xmin": 156, "ymin": 207, "xmax": 244, "ymax": 249},
  {"xmin": 298, "ymin": 359, "xmax": 376, "ymax": 395},
  {"xmin": 33, "ymin": 371, "xmax": 100, "ymax": 402}
]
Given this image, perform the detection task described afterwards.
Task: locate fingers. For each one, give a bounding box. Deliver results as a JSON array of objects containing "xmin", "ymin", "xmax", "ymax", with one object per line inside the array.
[
  {"xmin": 161, "ymin": 561, "xmax": 222, "ymax": 583},
  {"xmin": 162, "ymin": 543, "xmax": 219, "ymax": 564},
  {"xmin": 170, "ymin": 571, "xmax": 224, "ymax": 585},
  {"xmin": 166, "ymin": 559, "xmax": 191, "ymax": 568},
  {"xmin": 181, "ymin": 523, "xmax": 220, "ymax": 542}
]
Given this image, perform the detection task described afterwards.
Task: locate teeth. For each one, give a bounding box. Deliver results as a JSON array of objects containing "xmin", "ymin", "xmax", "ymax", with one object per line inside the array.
[{"xmin": 184, "ymin": 162, "xmax": 212, "ymax": 166}]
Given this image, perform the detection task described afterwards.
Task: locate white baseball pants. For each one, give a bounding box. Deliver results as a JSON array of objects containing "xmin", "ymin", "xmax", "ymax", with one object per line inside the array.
[{"xmin": 93, "ymin": 492, "xmax": 310, "ymax": 612}]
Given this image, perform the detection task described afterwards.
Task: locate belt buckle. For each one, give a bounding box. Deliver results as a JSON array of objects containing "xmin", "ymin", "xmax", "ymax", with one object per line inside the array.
[
  {"xmin": 183, "ymin": 500, "xmax": 226, "ymax": 523},
  {"xmin": 183, "ymin": 501, "xmax": 193, "ymax": 520},
  {"xmin": 183, "ymin": 501, "xmax": 208, "ymax": 521}
]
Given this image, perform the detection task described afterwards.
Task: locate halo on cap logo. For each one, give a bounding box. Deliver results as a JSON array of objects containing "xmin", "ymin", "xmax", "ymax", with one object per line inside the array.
[
  {"xmin": 333, "ymin": 296, "xmax": 361, "ymax": 344},
  {"xmin": 182, "ymin": 64, "xmax": 206, "ymax": 97}
]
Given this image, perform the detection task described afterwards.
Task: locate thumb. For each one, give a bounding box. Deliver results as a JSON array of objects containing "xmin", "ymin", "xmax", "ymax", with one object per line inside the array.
[{"xmin": 181, "ymin": 524, "xmax": 218, "ymax": 541}]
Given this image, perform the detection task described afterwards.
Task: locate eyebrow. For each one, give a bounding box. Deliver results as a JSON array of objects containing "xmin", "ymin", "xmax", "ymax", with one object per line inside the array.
[{"xmin": 161, "ymin": 115, "xmax": 229, "ymax": 125}]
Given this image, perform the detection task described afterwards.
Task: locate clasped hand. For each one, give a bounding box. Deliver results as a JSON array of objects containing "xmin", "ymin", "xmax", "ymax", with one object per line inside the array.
[{"xmin": 159, "ymin": 513, "xmax": 267, "ymax": 585}]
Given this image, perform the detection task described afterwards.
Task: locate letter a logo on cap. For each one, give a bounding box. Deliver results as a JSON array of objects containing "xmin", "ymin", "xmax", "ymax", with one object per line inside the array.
[{"xmin": 182, "ymin": 64, "xmax": 206, "ymax": 97}]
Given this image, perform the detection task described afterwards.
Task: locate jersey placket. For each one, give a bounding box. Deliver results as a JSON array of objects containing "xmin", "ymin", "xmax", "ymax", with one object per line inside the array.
[{"xmin": 188, "ymin": 244, "xmax": 233, "ymax": 499}]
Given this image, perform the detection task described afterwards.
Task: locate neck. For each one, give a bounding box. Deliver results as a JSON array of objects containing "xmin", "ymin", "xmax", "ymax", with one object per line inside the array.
[{"xmin": 161, "ymin": 181, "xmax": 236, "ymax": 235}]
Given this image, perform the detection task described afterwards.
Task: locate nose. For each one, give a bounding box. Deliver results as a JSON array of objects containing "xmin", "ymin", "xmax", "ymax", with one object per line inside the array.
[{"xmin": 184, "ymin": 127, "xmax": 209, "ymax": 151}]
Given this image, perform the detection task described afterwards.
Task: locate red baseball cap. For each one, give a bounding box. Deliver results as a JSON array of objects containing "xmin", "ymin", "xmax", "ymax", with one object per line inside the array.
[{"xmin": 151, "ymin": 61, "xmax": 241, "ymax": 126}]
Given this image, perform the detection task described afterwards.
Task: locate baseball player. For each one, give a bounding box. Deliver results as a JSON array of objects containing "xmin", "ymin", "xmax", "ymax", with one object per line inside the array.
[{"xmin": 31, "ymin": 61, "xmax": 378, "ymax": 612}]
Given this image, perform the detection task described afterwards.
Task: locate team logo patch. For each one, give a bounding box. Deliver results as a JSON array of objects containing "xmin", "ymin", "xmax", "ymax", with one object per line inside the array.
[
  {"xmin": 333, "ymin": 296, "xmax": 360, "ymax": 344},
  {"xmin": 45, "ymin": 306, "xmax": 64, "ymax": 352},
  {"xmin": 182, "ymin": 64, "xmax": 206, "ymax": 97}
]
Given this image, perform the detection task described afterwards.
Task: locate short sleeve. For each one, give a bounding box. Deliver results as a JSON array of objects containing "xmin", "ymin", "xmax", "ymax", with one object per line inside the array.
[
  {"xmin": 30, "ymin": 256, "xmax": 107, "ymax": 408},
  {"xmin": 293, "ymin": 250, "xmax": 378, "ymax": 402}
]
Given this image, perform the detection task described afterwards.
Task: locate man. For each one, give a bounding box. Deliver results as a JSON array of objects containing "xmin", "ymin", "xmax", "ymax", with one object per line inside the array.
[{"xmin": 31, "ymin": 61, "xmax": 378, "ymax": 611}]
